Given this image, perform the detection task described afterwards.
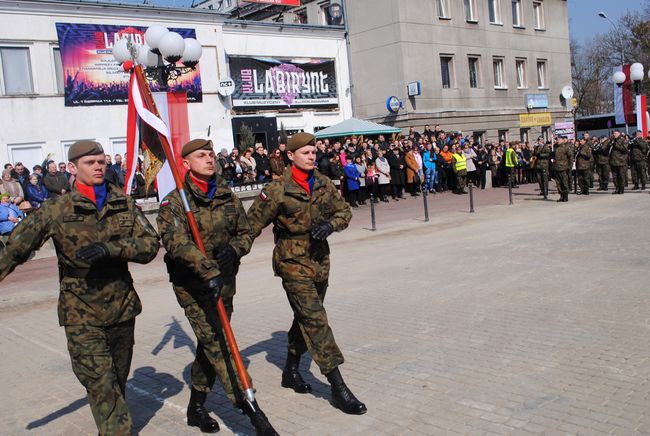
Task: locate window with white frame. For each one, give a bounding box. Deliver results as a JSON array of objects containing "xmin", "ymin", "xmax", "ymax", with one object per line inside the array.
[
  {"xmin": 0, "ymin": 47, "xmax": 34, "ymax": 95},
  {"xmin": 8, "ymin": 143, "xmax": 44, "ymax": 170},
  {"xmin": 436, "ymin": 0, "xmax": 450, "ymax": 19},
  {"xmin": 468, "ymin": 56, "xmax": 480, "ymax": 88},
  {"xmin": 516, "ymin": 58, "xmax": 527, "ymax": 88},
  {"xmin": 511, "ymin": 0, "xmax": 523, "ymax": 27},
  {"xmin": 493, "ymin": 57, "xmax": 506, "ymax": 88},
  {"xmin": 440, "ymin": 55, "xmax": 455, "ymax": 88},
  {"xmin": 533, "ymin": 1, "xmax": 545, "ymax": 30},
  {"xmin": 464, "ymin": 0, "xmax": 478, "ymax": 22},
  {"xmin": 488, "ymin": 0, "xmax": 502, "ymax": 24},
  {"xmin": 53, "ymin": 47, "xmax": 64, "ymax": 94},
  {"xmin": 537, "ymin": 60, "xmax": 547, "ymax": 88}
]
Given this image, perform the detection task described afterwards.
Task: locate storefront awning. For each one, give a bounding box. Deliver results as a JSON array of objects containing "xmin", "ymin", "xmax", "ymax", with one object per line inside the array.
[{"xmin": 314, "ymin": 117, "xmax": 401, "ymax": 139}]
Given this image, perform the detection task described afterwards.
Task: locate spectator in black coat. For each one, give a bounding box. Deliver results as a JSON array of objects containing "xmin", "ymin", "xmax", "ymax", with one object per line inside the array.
[{"xmin": 253, "ymin": 144, "xmax": 271, "ymax": 182}]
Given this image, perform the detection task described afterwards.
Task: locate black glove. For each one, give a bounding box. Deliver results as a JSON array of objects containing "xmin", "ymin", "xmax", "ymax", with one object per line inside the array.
[
  {"xmin": 202, "ymin": 276, "xmax": 223, "ymax": 300},
  {"xmin": 214, "ymin": 245, "xmax": 238, "ymax": 276},
  {"xmin": 76, "ymin": 243, "xmax": 110, "ymax": 263},
  {"xmin": 311, "ymin": 222, "xmax": 333, "ymax": 241}
]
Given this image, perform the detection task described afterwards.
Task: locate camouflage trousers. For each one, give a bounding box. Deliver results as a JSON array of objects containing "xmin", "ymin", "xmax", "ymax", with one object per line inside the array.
[
  {"xmin": 555, "ymin": 170, "xmax": 570, "ymax": 195},
  {"xmin": 631, "ymin": 161, "xmax": 647, "ymax": 187},
  {"xmin": 611, "ymin": 165, "xmax": 627, "ymax": 191},
  {"xmin": 455, "ymin": 170, "xmax": 467, "ymax": 192},
  {"xmin": 536, "ymin": 167, "xmax": 549, "ymax": 197},
  {"xmin": 596, "ymin": 164, "xmax": 610, "ymax": 188},
  {"xmin": 183, "ymin": 293, "xmax": 251, "ymax": 406},
  {"xmin": 283, "ymin": 279, "xmax": 344, "ymax": 375},
  {"xmin": 64, "ymin": 318, "xmax": 135, "ymax": 436},
  {"xmin": 577, "ymin": 169, "xmax": 590, "ymax": 193}
]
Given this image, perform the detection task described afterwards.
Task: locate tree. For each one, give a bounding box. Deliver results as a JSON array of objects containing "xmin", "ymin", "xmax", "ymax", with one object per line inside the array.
[
  {"xmin": 238, "ymin": 123, "xmax": 255, "ymax": 153},
  {"xmin": 571, "ymin": 38, "xmax": 612, "ymax": 116}
]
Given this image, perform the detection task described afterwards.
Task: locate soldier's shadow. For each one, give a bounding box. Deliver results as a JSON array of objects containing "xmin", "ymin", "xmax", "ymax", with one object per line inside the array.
[{"xmin": 240, "ymin": 330, "xmax": 330, "ymax": 401}]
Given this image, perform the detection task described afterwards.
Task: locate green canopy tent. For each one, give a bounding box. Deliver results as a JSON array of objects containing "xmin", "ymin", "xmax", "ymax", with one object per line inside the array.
[{"xmin": 314, "ymin": 117, "xmax": 401, "ymax": 139}]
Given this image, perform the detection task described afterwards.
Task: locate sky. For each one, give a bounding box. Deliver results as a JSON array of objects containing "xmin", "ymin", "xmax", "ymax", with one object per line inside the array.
[{"xmin": 569, "ymin": 0, "xmax": 648, "ymax": 45}]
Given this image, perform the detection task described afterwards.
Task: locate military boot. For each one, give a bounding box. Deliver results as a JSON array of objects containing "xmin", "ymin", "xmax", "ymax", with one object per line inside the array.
[
  {"xmin": 632, "ymin": 184, "xmax": 639, "ymax": 190},
  {"xmin": 326, "ymin": 368, "xmax": 367, "ymax": 415},
  {"xmin": 187, "ymin": 389, "xmax": 220, "ymax": 433},
  {"xmin": 281, "ymin": 353, "xmax": 312, "ymax": 393},
  {"xmin": 240, "ymin": 399, "xmax": 279, "ymax": 436}
]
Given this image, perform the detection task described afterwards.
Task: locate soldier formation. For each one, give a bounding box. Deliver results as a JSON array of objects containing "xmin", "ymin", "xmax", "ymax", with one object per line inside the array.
[{"xmin": 0, "ymin": 134, "xmax": 366, "ymax": 435}]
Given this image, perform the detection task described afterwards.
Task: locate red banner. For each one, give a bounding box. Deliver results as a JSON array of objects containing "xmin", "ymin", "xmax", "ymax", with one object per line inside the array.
[{"xmin": 244, "ymin": 0, "xmax": 301, "ymax": 6}]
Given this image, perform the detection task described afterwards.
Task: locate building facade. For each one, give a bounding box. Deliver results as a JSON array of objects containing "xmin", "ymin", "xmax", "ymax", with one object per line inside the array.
[
  {"xmin": 0, "ymin": 0, "xmax": 351, "ymax": 169},
  {"xmin": 210, "ymin": 0, "xmax": 572, "ymax": 142}
]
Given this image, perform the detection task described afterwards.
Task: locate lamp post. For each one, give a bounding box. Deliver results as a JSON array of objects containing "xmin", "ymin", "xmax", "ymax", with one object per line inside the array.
[
  {"xmin": 612, "ymin": 63, "xmax": 650, "ymax": 134},
  {"xmin": 598, "ymin": 11, "xmax": 625, "ymax": 65},
  {"xmin": 111, "ymin": 25, "xmax": 202, "ymax": 91}
]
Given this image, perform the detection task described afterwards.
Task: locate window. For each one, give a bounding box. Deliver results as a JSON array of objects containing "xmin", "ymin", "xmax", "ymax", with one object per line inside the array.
[
  {"xmin": 511, "ymin": 0, "xmax": 523, "ymax": 27},
  {"xmin": 537, "ymin": 60, "xmax": 547, "ymax": 88},
  {"xmin": 0, "ymin": 47, "xmax": 34, "ymax": 95},
  {"xmin": 464, "ymin": 0, "xmax": 478, "ymax": 22},
  {"xmin": 8, "ymin": 143, "xmax": 44, "ymax": 171},
  {"xmin": 436, "ymin": 0, "xmax": 450, "ymax": 19},
  {"xmin": 520, "ymin": 128, "xmax": 530, "ymax": 143},
  {"xmin": 468, "ymin": 56, "xmax": 480, "ymax": 88},
  {"xmin": 53, "ymin": 47, "xmax": 64, "ymax": 94},
  {"xmin": 498, "ymin": 130, "xmax": 509, "ymax": 142},
  {"xmin": 294, "ymin": 8, "xmax": 308, "ymax": 24},
  {"xmin": 493, "ymin": 57, "xmax": 506, "ymax": 88},
  {"xmin": 111, "ymin": 138, "xmax": 127, "ymax": 158},
  {"xmin": 533, "ymin": 1, "xmax": 545, "ymax": 29},
  {"xmin": 440, "ymin": 56, "xmax": 455, "ymax": 89},
  {"xmin": 516, "ymin": 58, "xmax": 527, "ymax": 88},
  {"xmin": 488, "ymin": 0, "xmax": 502, "ymax": 24}
]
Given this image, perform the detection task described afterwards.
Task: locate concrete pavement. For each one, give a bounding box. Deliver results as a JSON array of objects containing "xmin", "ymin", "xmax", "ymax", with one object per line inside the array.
[{"xmin": 1, "ymin": 185, "xmax": 649, "ymax": 435}]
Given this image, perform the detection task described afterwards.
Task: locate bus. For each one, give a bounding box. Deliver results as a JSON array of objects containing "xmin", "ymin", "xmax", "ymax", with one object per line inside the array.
[{"xmin": 575, "ymin": 113, "xmax": 632, "ymax": 137}]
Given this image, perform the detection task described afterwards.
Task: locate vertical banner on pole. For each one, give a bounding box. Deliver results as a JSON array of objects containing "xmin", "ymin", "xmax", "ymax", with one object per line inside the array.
[
  {"xmin": 614, "ymin": 65, "xmax": 636, "ymax": 126},
  {"xmin": 154, "ymin": 92, "xmax": 190, "ymax": 199},
  {"xmin": 636, "ymin": 95, "xmax": 648, "ymax": 137}
]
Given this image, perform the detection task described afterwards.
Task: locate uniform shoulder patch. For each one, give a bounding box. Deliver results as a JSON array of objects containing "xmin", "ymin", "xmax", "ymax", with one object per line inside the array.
[
  {"xmin": 259, "ymin": 191, "xmax": 268, "ymax": 201},
  {"xmin": 160, "ymin": 200, "xmax": 170, "ymax": 207}
]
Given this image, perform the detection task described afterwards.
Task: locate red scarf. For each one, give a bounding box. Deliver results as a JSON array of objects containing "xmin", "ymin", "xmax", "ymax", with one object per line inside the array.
[
  {"xmin": 291, "ymin": 166, "xmax": 314, "ymax": 195},
  {"xmin": 190, "ymin": 174, "xmax": 208, "ymax": 194}
]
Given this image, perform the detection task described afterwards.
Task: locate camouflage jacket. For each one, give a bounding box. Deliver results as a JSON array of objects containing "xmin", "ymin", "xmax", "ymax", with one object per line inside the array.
[
  {"xmin": 609, "ymin": 137, "xmax": 629, "ymax": 167},
  {"xmin": 553, "ymin": 143, "xmax": 573, "ymax": 171},
  {"xmin": 247, "ymin": 167, "xmax": 352, "ymax": 282},
  {"xmin": 0, "ymin": 183, "xmax": 159, "ymax": 326},
  {"xmin": 576, "ymin": 144, "xmax": 593, "ymax": 170},
  {"xmin": 595, "ymin": 141, "xmax": 610, "ymax": 165},
  {"xmin": 156, "ymin": 174, "xmax": 252, "ymax": 307},
  {"xmin": 533, "ymin": 144, "xmax": 551, "ymax": 169},
  {"xmin": 629, "ymin": 138, "xmax": 648, "ymax": 162}
]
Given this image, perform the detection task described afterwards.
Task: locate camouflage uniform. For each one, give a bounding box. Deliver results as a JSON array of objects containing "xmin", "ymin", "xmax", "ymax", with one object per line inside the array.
[
  {"xmin": 629, "ymin": 137, "xmax": 648, "ymax": 189},
  {"xmin": 534, "ymin": 143, "xmax": 551, "ymax": 198},
  {"xmin": 553, "ymin": 141, "xmax": 573, "ymax": 200},
  {"xmin": 609, "ymin": 136, "xmax": 629, "ymax": 193},
  {"xmin": 156, "ymin": 174, "xmax": 252, "ymax": 405},
  {"xmin": 576, "ymin": 142, "xmax": 593, "ymax": 194},
  {"xmin": 595, "ymin": 140, "xmax": 611, "ymax": 190},
  {"xmin": 247, "ymin": 167, "xmax": 352, "ymax": 375},
  {"xmin": 0, "ymin": 183, "xmax": 159, "ymax": 435}
]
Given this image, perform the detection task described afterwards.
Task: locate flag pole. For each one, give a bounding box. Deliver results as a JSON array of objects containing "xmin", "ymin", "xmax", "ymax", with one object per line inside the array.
[{"xmin": 132, "ymin": 65, "xmax": 255, "ymax": 405}]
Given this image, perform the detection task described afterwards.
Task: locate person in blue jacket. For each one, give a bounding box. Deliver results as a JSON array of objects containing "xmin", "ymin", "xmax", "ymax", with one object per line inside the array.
[
  {"xmin": 24, "ymin": 174, "xmax": 49, "ymax": 209},
  {"xmin": 0, "ymin": 192, "xmax": 24, "ymax": 235},
  {"xmin": 422, "ymin": 143, "xmax": 438, "ymax": 193},
  {"xmin": 344, "ymin": 160, "xmax": 360, "ymax": 208}
]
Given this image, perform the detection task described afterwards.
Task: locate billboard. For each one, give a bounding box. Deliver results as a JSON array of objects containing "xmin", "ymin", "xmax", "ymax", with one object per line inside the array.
[
  {"xmin": 554, "ymin": 121, "xmax": 575, "ymax": 139},
  {"xmin": 55, "ymin": 23, "xmax": 202, "ymax": 107},
  {"xmin": 228, "ymin": 56, "xmax": 338, "ymax": 110},
  {"xmin": 244, "ymin": 0, "xmax": 302, "ymax": 6},
  {"xmin": 519, "ymin": 112, "xmax": 552, "ymax": 127},
  {"xmin": 525, "ymin": 93, "xmax": 549, "ymax": 109}
]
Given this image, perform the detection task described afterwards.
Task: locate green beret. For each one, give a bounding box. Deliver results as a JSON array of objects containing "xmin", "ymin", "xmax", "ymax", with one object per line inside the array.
[
  {"xmin": 286, "ymin": 132, "xmax": 315, "ymax": 152},
  {"xmin": 68, "ymin": 140, "xmax": 104, "ymax": 161},
  {"xmin": 182, "ymin": 138, "xmax": 213, "ymax": 158}
]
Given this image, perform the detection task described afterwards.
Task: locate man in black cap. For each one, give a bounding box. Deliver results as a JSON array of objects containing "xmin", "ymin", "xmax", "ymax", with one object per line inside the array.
[
  {"xmin": 247, "ymin": 132, "xmax": 367, "ymax": 416},
  {"xmin": 157, "ymin": 138, "xmax": 277, "ymax": 435},
  {"xmin": 0, "ymin": 140, "xmax": 160, "ymax": 434}
]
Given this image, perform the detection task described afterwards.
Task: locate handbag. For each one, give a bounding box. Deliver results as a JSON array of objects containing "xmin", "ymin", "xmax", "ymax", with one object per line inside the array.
[
  {"xmin": 18, "ymin": 200, "xmax": 33, "ymax": 212},
  {"xmin": 530, "ymin": 155, "xmax": 537, "ymax": 169}
]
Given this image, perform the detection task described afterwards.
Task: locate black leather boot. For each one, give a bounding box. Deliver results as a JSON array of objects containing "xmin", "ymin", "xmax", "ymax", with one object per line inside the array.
[
  {"xmin": 240, "ymin": 399, "xmax": 279, "ymax": 436},
  {"xmin": 326, "ymin": 368, "xmax": 367, "ymax": 415},
  {"xmin": 281, "ymin": 353, "xmax": 312, "ymax": 393},
  {"xmin": 187, "ymin": 389, "xmax": 220, "ymax": 433}
]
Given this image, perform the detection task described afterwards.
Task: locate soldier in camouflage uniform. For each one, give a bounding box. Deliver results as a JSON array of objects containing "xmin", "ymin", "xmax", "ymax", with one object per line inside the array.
[
  {"xmin": 595, "ymin": 137, "xmax": 611, "ymax": 191},
  {"xmin": 576, "ymin": 136, "xmax": 593, "ymax": 195},
  {"xmin": 157, "ymin": 139, "xmax": 277, "ymax": 435},
  {"xmin": 534, "ymin": 140, "xmax": 552, "ymax": 199},
  {"xmin": 609, "ymin": 130, "xmax": 629, "ymax": 194},
  {"xmin": 246, "ymin": 132, "xmax": 367, "ymax": 415},
  {"xmin": 629, "ymin": 130, "xmax": 648, "ymax": 190},
  {"xmin": 553, "ymin": 136, "xmax": 573, "ymax": 202},
  {"xmin": 0, "ymin": 140, "xmax": 159, "ymax": 435}
]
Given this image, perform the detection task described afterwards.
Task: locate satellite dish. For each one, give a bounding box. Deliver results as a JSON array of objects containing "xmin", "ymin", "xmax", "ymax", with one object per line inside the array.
[{"xmin": 561, "ymin": 85, "xmax": 574, "ymax": 100}]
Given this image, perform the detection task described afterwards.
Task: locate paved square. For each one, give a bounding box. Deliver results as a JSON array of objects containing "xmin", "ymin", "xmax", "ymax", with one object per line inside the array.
[{"xmin": 1, "ymin": 189, "xmax": 649, "ymax": 435}]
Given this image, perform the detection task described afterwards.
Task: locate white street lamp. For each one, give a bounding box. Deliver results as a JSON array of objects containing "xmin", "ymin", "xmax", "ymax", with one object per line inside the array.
[
  {"xmin": 111, "ymin": 26, "xmax": 202, "ymax": 91},
  {"xmin": 613, "ymin": 71, "xmax": 626, "ymax": 86}
]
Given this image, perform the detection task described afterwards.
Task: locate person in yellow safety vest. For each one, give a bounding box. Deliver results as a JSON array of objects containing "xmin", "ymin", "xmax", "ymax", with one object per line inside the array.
[
  {"xmin": 451, "ymin": 144, "xmax": 468, "ymax": 194},
  {"xmin": 505, "ymin": 142, "xmax": 519, "ymax": 188}
]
